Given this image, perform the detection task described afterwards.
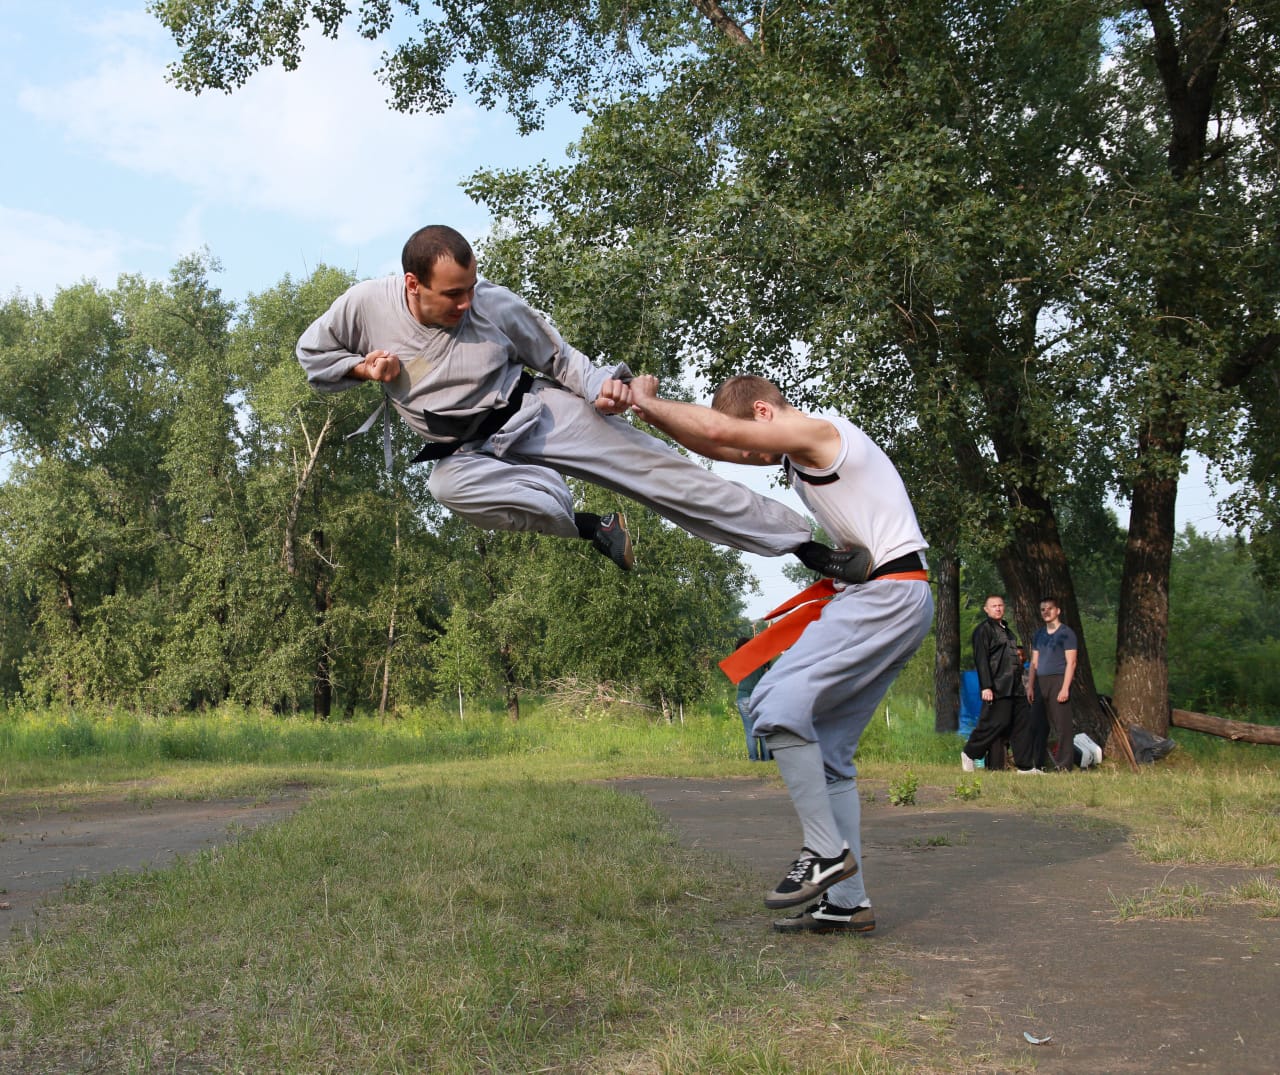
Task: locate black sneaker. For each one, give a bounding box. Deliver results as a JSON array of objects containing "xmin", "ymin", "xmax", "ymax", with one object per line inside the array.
[
  {"xmin": 794, "ymin": 541, "xmax": 872, "ymax": 584},
  {"xmin": 773, "ymin": 895, "xmax": 876, "ymax": 935},
  {"xmin": 592, "ymin": 512, "xmax": 634, "ymax": 571},
  {"xmin": 764, "ymin": 847, "xmax": 858, "ymax": 909}
]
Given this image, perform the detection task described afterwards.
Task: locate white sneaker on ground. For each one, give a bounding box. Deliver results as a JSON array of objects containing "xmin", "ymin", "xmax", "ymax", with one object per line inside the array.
[
  {"xmin": 773, "ymin": 895, "xmax": 876, "ymax": 935},
  {"xmin": 961, "ymin": 751, "xmax": 975, "ymax": 773}
]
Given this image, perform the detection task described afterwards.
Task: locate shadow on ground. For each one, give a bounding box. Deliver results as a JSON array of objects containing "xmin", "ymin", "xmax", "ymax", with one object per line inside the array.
[{"xmin": 612, "ymin": 776, "xmax": 1279, "ymax": 1075}]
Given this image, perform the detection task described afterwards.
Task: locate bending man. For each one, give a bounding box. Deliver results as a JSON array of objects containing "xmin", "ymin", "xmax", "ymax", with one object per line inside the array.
[{"xmin": 630, "ymin": 374, "xmax": 933, "ymax": 935}]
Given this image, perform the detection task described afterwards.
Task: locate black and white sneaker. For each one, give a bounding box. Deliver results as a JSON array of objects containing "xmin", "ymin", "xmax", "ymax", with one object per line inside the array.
[
  {"xmin": 794, "ymin": 541, "xmax": 872, "ymax": 584},
  {"xmin": 592, "ymin": 512, "xmax": 634, "ymax": 571},
  {"xmin": 764, "ymin": 846, "xmax": 858, "ymax": 909},
  {"xmin": 773, "ymin": 895, "xmax": 876, "ymax": 935}
]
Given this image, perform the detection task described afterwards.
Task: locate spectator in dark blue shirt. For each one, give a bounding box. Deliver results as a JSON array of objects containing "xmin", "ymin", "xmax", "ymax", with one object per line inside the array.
[{"xmin": 1027, "ymin": 598, "xmax": 1079, "ymax": 771}]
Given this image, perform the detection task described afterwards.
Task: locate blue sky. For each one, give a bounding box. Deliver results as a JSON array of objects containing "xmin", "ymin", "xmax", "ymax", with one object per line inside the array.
[
  {"xmin": 0, "ymin": 1, "xmax": 1232, "ymax": 619},
  {"xmin": 0, "ymin": 1, "xmax": 579, "ymax": 303}
]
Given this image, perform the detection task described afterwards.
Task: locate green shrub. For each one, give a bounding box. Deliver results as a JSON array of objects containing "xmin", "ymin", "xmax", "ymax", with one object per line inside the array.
[{"xmin": 888, "ymin": 771, "xmax": 919, "ymax": 805}]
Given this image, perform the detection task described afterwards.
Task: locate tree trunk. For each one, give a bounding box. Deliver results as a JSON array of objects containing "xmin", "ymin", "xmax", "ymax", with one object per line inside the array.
[
  {"xmin": 283, "ymin": 411, "xmax": 334, "ymax": 576},
  {"xmin": 379, "ymin": 505, "xmax": 400, "ymax": 720},
  {"xmin": 1114, "ymin": 441, "xmax": 1180, "ymax": 735},
  {"xmin": 1107, "ymin": 0, "xmax": 1231, "ymax": 737},
  {"xmin": 312, "ymin": 527, "xmax": 332, "ymax": 719},
  {"xmin": 933, "ymin": 553, "xmax": 960, "ymax": 732},
  {"xmin": 378, "ymin": 601, "xmax": 395, "ymax": 719},
  {"xmin": 501, "ymin": 648, "xmax": 520, "ymax": 721}
]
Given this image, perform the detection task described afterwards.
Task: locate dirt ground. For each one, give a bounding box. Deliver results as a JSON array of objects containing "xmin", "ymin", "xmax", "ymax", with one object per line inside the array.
[
  {"xmin": 614, "ymin": 777, "xmax": 1280, "ymax": 1074},
  {"xmin": 0, "ymin": 792, "xmax": 304, "ymax": 939},
  {"xmin": 2, "ymin": 777, "xmax": 1277, "ymax": 1073}
]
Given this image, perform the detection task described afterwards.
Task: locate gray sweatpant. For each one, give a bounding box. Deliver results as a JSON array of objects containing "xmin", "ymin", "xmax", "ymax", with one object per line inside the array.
[
  {"xmin": 427, "ymin": 380, "xmax": 811, "ymax": 555},
  {"xmin": 756, "ymin": 579, "xmax": 934, "ymax": 907}
]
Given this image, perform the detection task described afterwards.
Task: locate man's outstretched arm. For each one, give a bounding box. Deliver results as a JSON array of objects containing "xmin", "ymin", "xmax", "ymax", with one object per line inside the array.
[
  {"xmin": 629, "ymin": 374, "xmax": 799, "ymax": 464},
  {"xmin": 627, "ymin": 379, "xmax": 743, "ymax": 461}
]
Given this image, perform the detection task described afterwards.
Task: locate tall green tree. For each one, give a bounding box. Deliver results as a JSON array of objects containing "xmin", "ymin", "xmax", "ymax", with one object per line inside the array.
[
  {"xmin": 468, "ymin": 2, "xmax": 1123, "ymax": 738},
  {"xmin": 0, "ymin": 275, "xmax": 192, "ymax": 704},
  {"xmin": 1080, "ymin": 4, "xmax": 1280, "ymax": 729},
  {"xmin": 139, "ymin": 255, "xmax": 243, "ymax": 708},
  {"xmin": 1168, "ymin": 527, "xmax": 1280, "ymax": 716},
  {"xmin": 226, "ymin": 266, "xmax": 452, "ymax": 716}
]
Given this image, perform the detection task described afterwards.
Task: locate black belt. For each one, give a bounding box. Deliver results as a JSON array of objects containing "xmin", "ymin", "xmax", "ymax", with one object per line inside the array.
[
  {"xmin": 868, "ymin": 551, "xmax": 925, "ymax": 580},
  {"xmin": 411, "ymin": 371, "xmax": 534, "ymax": 464}
]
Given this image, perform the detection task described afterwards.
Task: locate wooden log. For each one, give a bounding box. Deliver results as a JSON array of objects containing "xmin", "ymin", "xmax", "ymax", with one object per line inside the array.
[{"xmin": 1170, "ymin": 709, "xmax": 1280, "ymax": 745}]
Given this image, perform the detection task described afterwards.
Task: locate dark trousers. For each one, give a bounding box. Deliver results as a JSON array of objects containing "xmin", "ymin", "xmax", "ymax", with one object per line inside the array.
[
  {"xmin": 1038, "ymin": 673, "xmax": 1074, "ymax": 770},
  {"xmin": 1026, "ymin": 696, "xmax": 1050, "ymax": 769},
  {"xmin": 964, "ymin": 695, "xmax": 1041, "ymax": 770}
]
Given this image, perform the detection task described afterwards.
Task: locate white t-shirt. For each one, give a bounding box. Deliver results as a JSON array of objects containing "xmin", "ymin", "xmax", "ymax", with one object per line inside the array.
[{"xmin": 785, "ymin": 415, "xmax": 929, "ymax": 569}]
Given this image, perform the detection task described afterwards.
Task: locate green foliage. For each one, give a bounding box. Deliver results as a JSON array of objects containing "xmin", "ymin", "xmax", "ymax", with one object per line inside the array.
[
  {"xmin": 888, "ymin": 771, "xmax": 919, "ymax": 806},
  {"xmin": 428, "ymin": 603, "xmax": 497, "ymax": 716},
  {"xmin": 419, "ymin": 485, "xmax": 752, "ymax": 713},
  {"xmin": 17, "ymin": 0, "xmax": 1280, "ymax": 726},
  {"xmin": 1168, "ymin": 527, "xmax": 1280, "ymax": 717},
  {"xmin": 154, "ymin": 0, "xmax": 686, "ymax": 133},
  {"xmin": 955, "ymin": 776, "xmax": 982, "ymax": 801}
]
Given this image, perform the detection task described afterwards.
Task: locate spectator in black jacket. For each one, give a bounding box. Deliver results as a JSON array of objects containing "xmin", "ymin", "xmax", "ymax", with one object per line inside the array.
[{"xmin": 961, "ymin": 595, "xmax": 1043, "ymax": 773}]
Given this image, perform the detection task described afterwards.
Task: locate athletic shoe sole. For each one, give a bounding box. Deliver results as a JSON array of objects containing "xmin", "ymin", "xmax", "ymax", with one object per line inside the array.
[
  {"xmin": 594, "ymin": 512, "xmax": 634, "ymax": 570},
  {"xmin": 773, "ymin": 906, "xmax": 876, "ymax": 935}
]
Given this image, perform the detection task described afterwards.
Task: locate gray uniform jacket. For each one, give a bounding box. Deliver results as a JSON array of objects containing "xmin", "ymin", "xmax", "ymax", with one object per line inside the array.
[{"xmin": 296, "ymin": 275, "xmax": 631, "ymax": 448}]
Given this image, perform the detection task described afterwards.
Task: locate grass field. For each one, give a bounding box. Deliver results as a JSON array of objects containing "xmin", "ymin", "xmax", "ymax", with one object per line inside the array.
[{"xmin": 1, "ymin": 694, "xmax": 1277, "ymax": 1072}]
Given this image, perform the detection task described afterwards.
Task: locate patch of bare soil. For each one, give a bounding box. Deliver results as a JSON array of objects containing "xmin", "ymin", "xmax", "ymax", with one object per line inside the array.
[
  {"xmin": 613, "ymin": 776, "xmax": 1280, "ymax": 1075},
  {"xmin": 0, "ymin": 790, "xmax": 306, "ymax": 943}
]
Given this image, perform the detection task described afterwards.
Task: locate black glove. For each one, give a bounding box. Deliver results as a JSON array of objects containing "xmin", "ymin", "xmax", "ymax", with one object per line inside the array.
[{"xmin": 794, "ymin": 541, "xmax": 873, "ymax": 584}]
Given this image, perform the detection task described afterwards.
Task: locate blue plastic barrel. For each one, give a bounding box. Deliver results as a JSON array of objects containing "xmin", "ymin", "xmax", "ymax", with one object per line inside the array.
[{"xmin": 958, "ymin": 670, "xmax": 981, "ymax": 736}]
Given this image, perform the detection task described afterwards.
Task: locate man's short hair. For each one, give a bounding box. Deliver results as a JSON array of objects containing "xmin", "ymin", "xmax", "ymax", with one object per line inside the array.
[
  {"xmin": 711, "ymin": 375, "xmax": 787, "ymax": 419},
  {"xmin": 402, "ymin": 225, "xmax": 474, "ymax": 285},
  {"xmin": 1039, "ymin": 597, "xmax": 1059, "ymax": 608}
]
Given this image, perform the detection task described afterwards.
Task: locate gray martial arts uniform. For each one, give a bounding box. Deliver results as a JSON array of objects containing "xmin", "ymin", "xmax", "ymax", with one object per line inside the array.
[
  {"xmin": 749, "ymin": 416, "xmax": 933, "ymax": 909},
  {"xmin": 297, "ymin": 275, "xmax": 810, "ymax": 554}
]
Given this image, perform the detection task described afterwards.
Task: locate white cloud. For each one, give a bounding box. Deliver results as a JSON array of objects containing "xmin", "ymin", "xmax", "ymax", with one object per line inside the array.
[
  {"xmin": 171, "ymin": 203, "xmax": 208, "ymax": 264},
  {"xmin": 0, "ymin": 206, "xmax": 149, "ymax": 300},
  {"xmin": 18, "ymin": 15, "xmax": 481, "ymax": 248}
]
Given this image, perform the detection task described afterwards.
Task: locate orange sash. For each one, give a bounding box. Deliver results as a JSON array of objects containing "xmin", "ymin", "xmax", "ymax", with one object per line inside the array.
[{"xmin": 718, "ymin": 570, "xmax": 929, "ymax": 684}]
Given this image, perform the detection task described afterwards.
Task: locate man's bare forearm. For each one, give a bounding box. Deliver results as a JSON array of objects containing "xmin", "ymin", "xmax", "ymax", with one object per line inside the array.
[{"xmin": 632, "ymin": 393, "xmax": 742, "ymax": 462}]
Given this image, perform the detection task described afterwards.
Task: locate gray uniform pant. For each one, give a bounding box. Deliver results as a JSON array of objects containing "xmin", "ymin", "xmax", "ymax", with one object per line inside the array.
[
  {"xmin": 427, "ymin": 380, "xmax": 810, "ymax": 555},
  {"xmin": 753, "ymin": 579, "xmax": 934, "ymax": 908}
]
